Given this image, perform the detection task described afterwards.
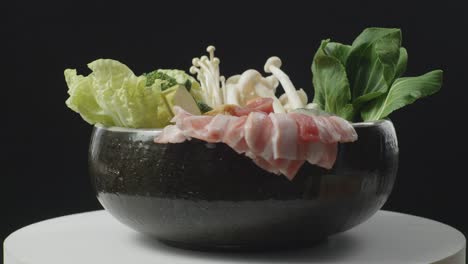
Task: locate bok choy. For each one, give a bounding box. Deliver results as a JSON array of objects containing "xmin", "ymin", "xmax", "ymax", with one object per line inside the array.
[{"xmin": 311, "ymin": 27, "xmax": 443, "ymax": 122}]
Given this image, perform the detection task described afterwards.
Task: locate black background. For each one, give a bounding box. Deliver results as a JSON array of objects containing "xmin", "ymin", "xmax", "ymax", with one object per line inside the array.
[{"xmin": 3, "ymin": 0, "xmax": 467, "ymax": 255}]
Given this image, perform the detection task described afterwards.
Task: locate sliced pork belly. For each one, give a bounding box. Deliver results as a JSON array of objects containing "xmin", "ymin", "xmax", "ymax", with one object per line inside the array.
[
  {"xmin": 244, "ymin": 112, "xmax": 274, "ymax": 158},
  {"xmin": 270, "ymin": 113, "xmax": 298, "ymax": 160},
  {"xmin": 155, "ymin": 101, "xmax": 357, "ymax": 180},
  {"xmin": 328, "ymin": 116, "xmax": 358, "ymax": 142},
  {"xmin": 155, "ymin": 125, "xmax": 187, "ymax": 143},
  {"xmin": 223, "ymin": 116, "xmax": 249, "ymax": 153},
  {"xmin": 289, "ymin": 112, "xmax": 320, "ymax": 142}
]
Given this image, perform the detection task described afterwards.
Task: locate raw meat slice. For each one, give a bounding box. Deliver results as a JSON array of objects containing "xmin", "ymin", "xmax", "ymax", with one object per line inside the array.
[{"xmin": 155, "ymin": 103, "xmax": 357, "ymax": 180}]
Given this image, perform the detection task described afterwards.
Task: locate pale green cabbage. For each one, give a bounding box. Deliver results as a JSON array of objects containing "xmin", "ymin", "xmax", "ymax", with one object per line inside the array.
[{"xmin": 65, "ymin": 59, "xmax": 163, "ymax": 128}]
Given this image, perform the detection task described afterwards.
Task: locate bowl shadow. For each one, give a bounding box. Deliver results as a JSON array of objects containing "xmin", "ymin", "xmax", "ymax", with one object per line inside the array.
[{"xmin": 130, "ymin": 231, "xmax": 360, "ymax": 263}]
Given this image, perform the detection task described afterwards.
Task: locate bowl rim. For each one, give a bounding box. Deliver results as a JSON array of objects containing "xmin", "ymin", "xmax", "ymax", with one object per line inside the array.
[{"xmin": 94, "ymin": 119, "xmax": 391, "ymax": 133}]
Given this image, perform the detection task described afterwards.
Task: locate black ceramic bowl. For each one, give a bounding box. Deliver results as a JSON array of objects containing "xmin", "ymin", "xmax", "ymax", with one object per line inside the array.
[{"xmin": 89, "ymin": 120, "xmax": 398, "ymax": 250}]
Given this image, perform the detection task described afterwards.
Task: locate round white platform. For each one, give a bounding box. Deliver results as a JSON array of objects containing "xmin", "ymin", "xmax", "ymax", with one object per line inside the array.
[{"xmin": 4, "ymin": 210, "xmax": 466, "ymax": 264}]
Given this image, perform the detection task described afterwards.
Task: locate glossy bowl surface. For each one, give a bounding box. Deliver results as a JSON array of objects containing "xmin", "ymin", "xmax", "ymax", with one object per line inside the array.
[{"xmin": 89, "ymin": 120, "xmax": 398, "ymax": 250}]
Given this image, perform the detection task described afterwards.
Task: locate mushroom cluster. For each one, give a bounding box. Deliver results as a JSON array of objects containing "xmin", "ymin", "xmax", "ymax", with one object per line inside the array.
[{"xmin": 190, "ymin": 45, "xmax": 317, "ymax": 113}]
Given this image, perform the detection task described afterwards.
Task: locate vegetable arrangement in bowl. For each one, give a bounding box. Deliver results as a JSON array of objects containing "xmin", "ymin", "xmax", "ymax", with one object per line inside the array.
[{"xmin": 65, "ymin": 27, "xmax": 442, "ymax": 180}]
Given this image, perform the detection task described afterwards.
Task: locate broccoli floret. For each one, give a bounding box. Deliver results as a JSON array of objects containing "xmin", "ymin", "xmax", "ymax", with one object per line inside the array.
[
  {"xmin": 197, "ymin": 102, "xmax": 213, "ymax": 113},
  {"xmin": 144, "ymin": 71, "xmax": 177, "ymax": 91}
]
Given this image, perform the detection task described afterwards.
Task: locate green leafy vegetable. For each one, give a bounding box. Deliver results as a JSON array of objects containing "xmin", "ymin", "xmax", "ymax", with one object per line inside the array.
[
  {"xmin": 64, "ymin": 59, "xmax": 206, "ymax": 128},
  {"xmin": 323, "ymin": 42, "xmax": 351, "ymax": 65},
  {"xmin": 347, "ymin": 28, "xmax": 402, "ymax": 108},
  {"xmin": 65, "ymin": 59, "xmax": 163, "ymax": 128},
  {"xmin": 312, "ymin": 40, "xmax": 354, "ymax": 120},
  {"xmin": 311, "ymin": 27, "xmax": 443, "ymax": 122},
  {"xmin": 361, "ymin": 70, "xmax": 443, "ymax": 121},
  {"xmin": 394, "ymin": 47, "xmax": 408, "ymax": 79}
]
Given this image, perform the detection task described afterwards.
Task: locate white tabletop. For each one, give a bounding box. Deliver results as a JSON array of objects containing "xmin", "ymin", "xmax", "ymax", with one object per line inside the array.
[{"xmin": 4, "ymin": 210, "xmax": 466, "ymax": 264}]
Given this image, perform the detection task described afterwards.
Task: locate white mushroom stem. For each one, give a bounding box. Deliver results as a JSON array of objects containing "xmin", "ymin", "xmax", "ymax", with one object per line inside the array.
[
  {"xmin": 255, "ymin": 88, "xmax": 286, "ymax": 113},
  {"xmin": 225, "ymin": 70, "xmax": 282, "ymax": 109},
  {"xmin": 226, "ymin": 84, "xmax": 240, "ymax": 105},
  {"xmin": 264, "ymin": 57, "xmax": 304, "ymax": 109},
  {"xmin": 189, "ymin": 64, "xmax": 209, "ymax": 103},
  {"xmin": 198, "ymin": 57, "xmax": 221, "ymax": 106},
  {"xmin": 207, "ymin": 46, "xmax": 223, "ymax": 106},
  {"xmin": 279, "ymin": 88, "xmax": 308, "ymax": 111},
  {"xmin": 220, "ymin": 76, "xmax": 227, "ymax": 103},
  {"xmin": 190, "ymin": 45, "xmax": 224, "ymax": 107}
]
